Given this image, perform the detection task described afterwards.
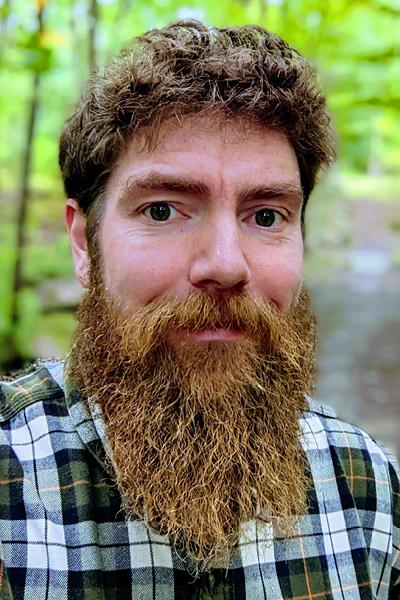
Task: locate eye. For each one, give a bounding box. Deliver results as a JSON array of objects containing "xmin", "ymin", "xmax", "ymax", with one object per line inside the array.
[
  {"xmin": 144, "ymin": 203, "xmax": 175, "ymax": 221},
  {"xmin": 254, "ymin": 208, "xmax": 283, "ymax": 228}
]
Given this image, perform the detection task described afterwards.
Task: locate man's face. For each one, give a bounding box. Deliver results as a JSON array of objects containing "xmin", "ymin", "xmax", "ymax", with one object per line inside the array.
[
  {"xmin": 67, "ymin": 115, "xmax": 312, "ymax": 570},
  {"xmin": 92, "ymin": 116, "xmax": 303, "ymax": 322}
]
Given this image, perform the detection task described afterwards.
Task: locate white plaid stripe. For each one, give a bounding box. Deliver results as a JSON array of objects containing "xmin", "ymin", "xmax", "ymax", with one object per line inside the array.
[{"xmin": 127, "ymin": 521, "xmax": 174, "ymax": 571}]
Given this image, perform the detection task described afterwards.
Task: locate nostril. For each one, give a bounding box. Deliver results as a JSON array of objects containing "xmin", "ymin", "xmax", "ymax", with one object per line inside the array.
[{"xmin": 192, "ymin": 281, "xmax": 247, "ymax": 300}]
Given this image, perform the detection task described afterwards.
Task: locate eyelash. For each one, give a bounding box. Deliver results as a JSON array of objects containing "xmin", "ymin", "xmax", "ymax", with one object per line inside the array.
[{"xmin": 140, "ymin": 202, "xmax": 286, "ymax": 227}]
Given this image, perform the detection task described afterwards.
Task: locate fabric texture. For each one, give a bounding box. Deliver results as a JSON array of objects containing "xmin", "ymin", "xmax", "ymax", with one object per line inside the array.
[{"xmin": 0, "ymin": 361, "xmax": 399, "ymax": 599}]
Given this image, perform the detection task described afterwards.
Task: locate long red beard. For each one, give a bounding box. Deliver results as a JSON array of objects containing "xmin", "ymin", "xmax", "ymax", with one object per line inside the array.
[{"xmin": 68, "ymin": 281, "xmax": 316, "ymax": 570}]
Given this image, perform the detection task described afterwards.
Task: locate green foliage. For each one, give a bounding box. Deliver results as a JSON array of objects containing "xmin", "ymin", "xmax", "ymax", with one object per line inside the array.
[
  {"xmin": 341, "ymin": 174, "xmax": 400, "ymax": 201},
  {"xmin": 17, "ymin": 30, "xmax": 54, "ymax": 73},
  {"xmin": 14, "ymin": 287, "xmax": 42, "ymax": 356}
]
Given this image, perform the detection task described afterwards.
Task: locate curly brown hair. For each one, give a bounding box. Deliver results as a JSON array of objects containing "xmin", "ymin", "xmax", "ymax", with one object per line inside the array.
[{"xmin": 59, "ymin": 20, "xmax": 334, "ymax": 224}]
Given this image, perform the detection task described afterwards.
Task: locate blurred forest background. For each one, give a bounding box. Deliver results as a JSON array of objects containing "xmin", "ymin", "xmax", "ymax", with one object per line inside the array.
[{"xmin": 0, "ymin": 0, "xmax": 399, "ymax": 451}]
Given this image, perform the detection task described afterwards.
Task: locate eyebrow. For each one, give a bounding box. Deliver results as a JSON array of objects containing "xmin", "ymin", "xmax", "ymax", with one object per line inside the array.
[
  {"xmin": 118, "ymin": 172, "xmax": 303, "ymax": 205},
  {"xmin": 238, "ymin": 183, "xmax": 304, "ymax": 205},
  {"xmin": 119, "ymin": 173, "xmax": 209, "ymax": 203}
]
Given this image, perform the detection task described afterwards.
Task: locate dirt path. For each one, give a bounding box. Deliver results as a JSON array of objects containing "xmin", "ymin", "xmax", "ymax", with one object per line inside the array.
[{"xmin": 308, "ymin": 199, "xmax": 400, "ymax": 457}]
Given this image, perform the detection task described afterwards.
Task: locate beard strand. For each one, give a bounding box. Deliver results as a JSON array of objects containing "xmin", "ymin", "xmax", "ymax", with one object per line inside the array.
[{"xmin": 68, "ymin": 277, "xmax": 316, "ymax": 571}]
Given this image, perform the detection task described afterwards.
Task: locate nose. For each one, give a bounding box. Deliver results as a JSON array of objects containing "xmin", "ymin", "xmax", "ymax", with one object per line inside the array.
[{"xmin": 189, "ymin": 214, "xmax": 251, "ymax": 295}]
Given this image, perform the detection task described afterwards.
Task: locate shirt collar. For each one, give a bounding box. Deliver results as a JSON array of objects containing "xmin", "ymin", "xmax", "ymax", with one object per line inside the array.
[{"xmin": 59, "ymin": 357, "xmax": 113, "ymax": 475}]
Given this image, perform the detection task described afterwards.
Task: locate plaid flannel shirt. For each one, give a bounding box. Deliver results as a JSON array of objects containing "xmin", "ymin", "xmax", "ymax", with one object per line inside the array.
[{"xmin": 0, "ymin": 360, "xmax": 399, "ymax": 599}]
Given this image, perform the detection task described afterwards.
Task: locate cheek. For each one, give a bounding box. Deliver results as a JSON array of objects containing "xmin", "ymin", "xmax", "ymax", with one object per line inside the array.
[
  {"xmin": 253, "ymin": 243, "xmax": 304, "ymax": 309},
  {"xmin": 100, "ymin": 236, "xmax": 187, "ymax": 306}
]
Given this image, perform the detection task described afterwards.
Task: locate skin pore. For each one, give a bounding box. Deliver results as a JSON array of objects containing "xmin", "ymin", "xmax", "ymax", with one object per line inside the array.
[{"xmin": 66, "ymin": 116, "xmax": 316, "ymax": 570}]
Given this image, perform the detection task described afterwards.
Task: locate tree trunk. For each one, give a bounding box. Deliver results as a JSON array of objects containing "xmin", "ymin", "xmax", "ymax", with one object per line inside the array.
[
  {"xmin": 7, "ymin": 1, "xmax": 46, "ymax": 368},
  {"xmin": 0, "ymin": 0, "xmax": 11, "ymax": 58},
  {"xmin": 280, "ymin": 0, "xmax": 289, "ymax": 21},
  {"xmin": 88, "ymin": 0, "xmax": 98, "ymax": 73},
  {"xmin": 116, "ymin": 0, "xmax": 132, "ymax": 19},
  {"xmin": 70, "ymin": 0, "xmax": 85, "ymax": 93},
  {"xmin": 0, "ymin": 0, "xmax": 11, "ymax": 32}
]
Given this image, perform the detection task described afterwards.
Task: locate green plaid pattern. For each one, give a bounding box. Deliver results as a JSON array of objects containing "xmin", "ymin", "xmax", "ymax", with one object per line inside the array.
[{"xmin": 0, "ymin": 361, "xmax": 399, "ymax": 599}]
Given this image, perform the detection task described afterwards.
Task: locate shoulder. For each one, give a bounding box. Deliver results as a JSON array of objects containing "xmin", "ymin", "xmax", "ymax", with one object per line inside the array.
[
  {"xmin": 0, "ymin": 360, "xmax": 66, "ymax": 423},
  {"xmin": 303, "ymin": 397, "xmax": 396, "ymax": 459},
  {"xmin": 302, "ymin": 397, "xmax": 400, "ymax": 496}
]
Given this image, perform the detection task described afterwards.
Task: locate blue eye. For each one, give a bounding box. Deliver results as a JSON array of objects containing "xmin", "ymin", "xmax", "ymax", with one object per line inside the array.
[
  {"xmin": 255, "ymin": 209, "xmax": 280, "ymax": 227},
  {"xmin": 147, "ymin": 203, "xmax": 172, "ymax": 221}
]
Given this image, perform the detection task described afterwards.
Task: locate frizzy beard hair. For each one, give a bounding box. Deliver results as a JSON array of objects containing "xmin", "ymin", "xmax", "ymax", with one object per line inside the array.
[{"xmin": 68, "ymin": 281, "xmax": 316, "ymax": 571}]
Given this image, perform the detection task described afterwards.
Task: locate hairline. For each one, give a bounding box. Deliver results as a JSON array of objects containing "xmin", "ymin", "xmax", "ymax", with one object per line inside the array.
[{"xmin": 84, "ymin": 112, "xmax": 310, "ymax": 246}]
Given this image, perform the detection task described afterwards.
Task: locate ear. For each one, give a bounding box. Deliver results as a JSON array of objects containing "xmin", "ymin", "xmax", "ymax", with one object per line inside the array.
[{"xmin": 65, "ymin": 199, "xmax": 90, "ymax": 287}]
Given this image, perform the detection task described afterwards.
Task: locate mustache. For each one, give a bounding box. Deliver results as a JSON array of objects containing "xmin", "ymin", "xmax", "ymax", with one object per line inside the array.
[
  {"xmin": 91, "ymin": 288, "xmax": 312, "ymax": 377},
  {"xmin": 107, "ymin": 290, "xmax": 291, "ymax": 345}
]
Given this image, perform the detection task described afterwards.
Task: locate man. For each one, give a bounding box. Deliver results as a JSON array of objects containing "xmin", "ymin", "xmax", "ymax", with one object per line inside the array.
[{"xmin": 0, "ymin": 20, "xmax": 399, "ymax": 599}]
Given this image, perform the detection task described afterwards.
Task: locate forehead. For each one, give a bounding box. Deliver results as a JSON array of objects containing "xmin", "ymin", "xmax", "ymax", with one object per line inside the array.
[
  {"xmin": 149, "ymin": 114, "xmax": 283, "ymax": 148},
  {"xmin": 106, "ymin": 114, "xmax": 300, "ymax": 199}
]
